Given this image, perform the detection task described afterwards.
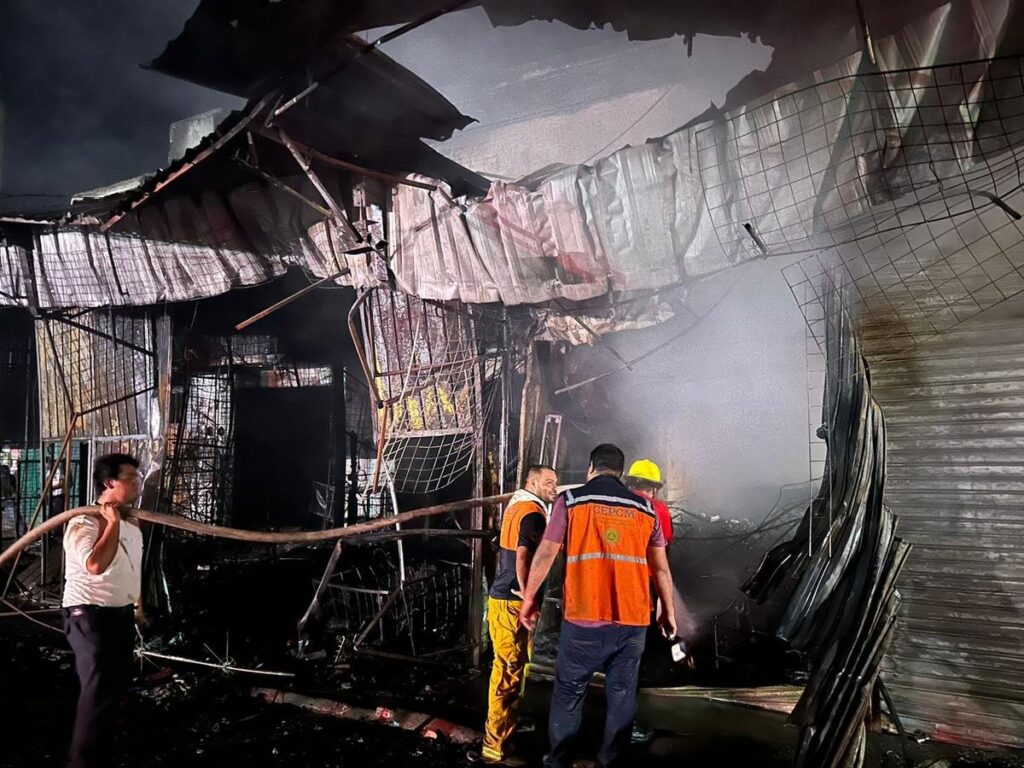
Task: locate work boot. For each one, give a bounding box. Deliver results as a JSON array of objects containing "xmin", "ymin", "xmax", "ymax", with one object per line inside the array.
[
  {"xmin": 630, "ymin": 725, "xmax": 654, "ymax": 744},
  {"xmin": 467, "ymin": 749, "xmax": 528, "ymax": 766}
]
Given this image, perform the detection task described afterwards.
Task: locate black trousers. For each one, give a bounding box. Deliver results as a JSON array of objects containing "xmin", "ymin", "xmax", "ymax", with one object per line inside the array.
[
  {"xmin": 63, "ymin": 605, "xmax": 135, "ymax": 768},
  {"xmin": 546, "ymin": 622, "xmax": 647, "ymax": 768}
]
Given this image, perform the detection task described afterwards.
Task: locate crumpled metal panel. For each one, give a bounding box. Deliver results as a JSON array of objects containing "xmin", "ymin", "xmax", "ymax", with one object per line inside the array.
[
  {"xmin": 391, "ymin": 176, "xmax": 498, "ymax": 303},
  {"xmin": 7, "ymin": 180, "xmax": 377, "ymax": 309},
  {"xmin": 535, "ymin": 294, "xmax": 676, "ymax": 344},
  {"xmin": 391, "ymin": 143, "xmax": 703, "ymax": 305},
  {"xmin": 589, "ymin": 142, "xmax": 683, "ymax": 292},
  {"xmin": 744, "ymin": 297, "xmax": 910, "ymax": 768},
  {"xmin": 392, "ymin": 0, "xmax": 1024, "ymax": 312}
]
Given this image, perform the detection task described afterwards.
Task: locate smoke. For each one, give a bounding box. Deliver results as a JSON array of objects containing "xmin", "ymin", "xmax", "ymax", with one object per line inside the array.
[
  {"xmin": 564, "ymin": 258, "xmax": 813, "ymax": 520},
  {"xmin": 671, "ymin": 587, "xmax": 700, "ymax": 640}
]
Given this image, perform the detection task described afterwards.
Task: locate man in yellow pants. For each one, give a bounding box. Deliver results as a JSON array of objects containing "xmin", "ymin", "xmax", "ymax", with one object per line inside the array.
[{"xmin": 481, "ymin": 464, "xmax": 559, "ymax": 765}]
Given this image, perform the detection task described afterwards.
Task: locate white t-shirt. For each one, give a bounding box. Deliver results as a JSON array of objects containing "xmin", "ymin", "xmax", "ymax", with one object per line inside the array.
[{"xmin": 62, "ymin": 514, "xmax": 143, "ymax": 608}]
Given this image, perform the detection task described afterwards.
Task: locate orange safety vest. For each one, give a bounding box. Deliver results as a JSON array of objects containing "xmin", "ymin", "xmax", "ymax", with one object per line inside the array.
[
  {"xmin": 499, "ymin": 498, "xmax": 546, "ymax": 551},
  {"xmin": 562, "ymin": 481, "xmax": 656, "ymax": 625}
]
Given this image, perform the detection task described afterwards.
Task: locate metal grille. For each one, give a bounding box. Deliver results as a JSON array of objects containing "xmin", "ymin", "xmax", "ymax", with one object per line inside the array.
[
  {"xmin": 359, "ymin": 289, "xmax": 492, "ymax": 494},
  {"xmin": 783, "ymin": 188, "xmax": 1024, "ymax": 359},
  {"xmin": 36, "ymin": 310, "xmax": 157, "ymax": 440},
  {"xmin": 774, "ymin": 57, "xmax": 1024, "ymax": 358},
  {"xmin": 164, "ymin": 373, "xmax": 233, "ymax": 524},
  {"xmin": 0, "ymin": 446, "xmax": 27, "ymax": 543},
  {"xmin": 325, "ymin": 561, "xmax": 469, "ymax": 654}
]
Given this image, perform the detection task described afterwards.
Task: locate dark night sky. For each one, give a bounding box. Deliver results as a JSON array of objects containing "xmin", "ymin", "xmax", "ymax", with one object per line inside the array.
[
  {"xmin": 0, "ymin": 2, "xmax": 774, "ymax": 216},
  {"xmin": 0, "ymin": 1, "xmax": 241, "ymax": 212}
]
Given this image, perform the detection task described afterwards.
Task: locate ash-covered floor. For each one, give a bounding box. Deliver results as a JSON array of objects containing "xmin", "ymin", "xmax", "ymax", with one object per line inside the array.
[{"xmin": 3, "ymin": 624, "xmax": 1023, "ymax": 768}]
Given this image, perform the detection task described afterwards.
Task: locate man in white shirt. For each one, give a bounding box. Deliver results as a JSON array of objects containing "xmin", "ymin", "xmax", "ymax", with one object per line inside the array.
[{"xmin": 62, "ymin": 453, "xmax": 144, "ymax": 768}]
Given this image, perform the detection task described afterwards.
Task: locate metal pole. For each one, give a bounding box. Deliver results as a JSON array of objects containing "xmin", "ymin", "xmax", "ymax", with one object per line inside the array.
[
  {"xmin": 276, "ymin": 129, "xmax": 364, "ymax": 244},
  {"xmin": 37, "ymin": 322, "xmax": 49, "ymax": 596},
  {"xmin": 15, "ymin": 333, "xmax": 32, "ymax": 541},
  {"xmin": 468, "ymin": 309, "xmax": 485, "ymax": 666},
  {"xmin": 516, "ymin": 342, "xmax": 536, "ymax": 488},
  {"xmin": 234, "ymin": 268, "xmax": 350, "ymax": 332},
  {"xmin": 498, "ymin": 310, "xmax": 510, "ymax": 496},
  {"xmin": 56, "ymin": 434, "xmax": 72, "ymax": 596},
  {"xmin": 332, "ymin": 364, "xmax": 347, "ymax": 527},
  {"xmin": 854, "ymin": 0, "xmax": 877, "ymax": 66},
  {"xmin": 255, "ymin": 131, "xmax": 437, "ymax": 191},
  {"xmin": 347, "ymin": 431, "xmax": 358, "ymax": 526},
  {"xmin": 3, "ymin": 413, "xmax": 78, "ymax": 598}
]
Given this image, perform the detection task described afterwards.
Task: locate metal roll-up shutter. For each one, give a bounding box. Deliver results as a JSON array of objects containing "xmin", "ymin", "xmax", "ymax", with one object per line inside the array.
[{"xmin": 869, "ymin": 320, "xmax": 1024, "ymax": 747}]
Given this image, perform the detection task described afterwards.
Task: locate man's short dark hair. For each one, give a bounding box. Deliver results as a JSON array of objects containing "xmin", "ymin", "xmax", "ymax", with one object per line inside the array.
[
  {"xmin": 589, "ymin": 444, "xmax": 624, "ymax": 476},
  {"xmin": 526, "ymin": 464, "xmax": 555, "ymax": 479},
  {"xmin": 93, "ymin": 453, "xmax": 139, "ymax": 492}
]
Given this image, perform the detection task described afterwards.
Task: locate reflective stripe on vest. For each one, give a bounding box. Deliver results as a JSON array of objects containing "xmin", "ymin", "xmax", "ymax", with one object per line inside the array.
[
  {"xmin": 568, "ymin": 494, "xmax": 653, "ymax": 515},
  {"xmin": 566, "ymin": 552, "xmax": 647, "ymax": 566},
  {"xmin": 561, "ymin": 478, "xmax": 656, "ymax": 625}
]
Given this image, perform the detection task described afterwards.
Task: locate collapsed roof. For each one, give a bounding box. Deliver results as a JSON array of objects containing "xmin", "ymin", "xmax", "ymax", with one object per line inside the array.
[{"xmin": 3, "ymin": 0, "xmax": 1024, "ymax": 362}]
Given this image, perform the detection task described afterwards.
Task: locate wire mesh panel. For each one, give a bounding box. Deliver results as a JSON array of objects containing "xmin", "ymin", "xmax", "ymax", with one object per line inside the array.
[
  {"xmin": 324, "ymin": 560, "xmax": 469, "ymax": 654},
  {"xmin": 764, "ymin": 57, "xmax": 1024, "ymax": 357},
  {"xmin": 164, "ymin": 373, "xmax": 233, "ymax": 523},
  {"xmin": 36, "ymin": 310, "xmax": 157, "ymax": 440},
  {"xmin": 784, "ymin": 186, "xmax": 1024, "ymax": 357},
  {"xmin": 0, "ymin": 446, "xmax": 28, "ymax": 543},
  {"xmin": 360, "ymin": 289, "xmax": 488, "ymax": 494},
  {"xmin": 699, "ymin": 56, "xmax": 1024, "ymax": 261}
]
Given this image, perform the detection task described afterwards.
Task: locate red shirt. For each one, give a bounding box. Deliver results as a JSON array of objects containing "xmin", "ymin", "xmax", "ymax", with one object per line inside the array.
[{"xmin": 652, "ymin": 499, "xmax": 674, "ymax": 545}]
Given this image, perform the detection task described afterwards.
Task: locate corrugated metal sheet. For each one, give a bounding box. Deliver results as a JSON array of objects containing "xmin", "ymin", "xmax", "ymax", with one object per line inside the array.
[
  {"xmin": 0, "ymin": 181, "xmax": 386, "ymax": 310},
  {"xmin": 871, "ymin": 319, "xmax": 1024, "ymax": 748}
]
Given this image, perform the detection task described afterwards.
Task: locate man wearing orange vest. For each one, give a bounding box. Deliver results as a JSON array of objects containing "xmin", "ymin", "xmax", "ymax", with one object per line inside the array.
[
  {"xmin": 520, "ymin": 444, "xmax": 676, "ymax": 768},
  {"xmin": 481, "ymin": 464, "xmax": 560, "ymax": 765}
]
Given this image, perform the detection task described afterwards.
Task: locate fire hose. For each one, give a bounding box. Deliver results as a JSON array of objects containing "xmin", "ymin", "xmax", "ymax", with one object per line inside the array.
[{"xmin": 0, "ymin": 493, "xmax": 513, "ymax": 569}]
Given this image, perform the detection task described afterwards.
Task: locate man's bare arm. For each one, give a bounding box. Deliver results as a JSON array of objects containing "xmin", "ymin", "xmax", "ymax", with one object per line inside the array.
[
  {"xmin": 86, "ymin": 504, "xmax": 121, "ymax": 575},
  {"xmin": 648, "ymin": 545, "xmax": 677, "ymax": 638},
  {"xmin": 518, "ymin": 539, "xmax": 561, "ymax": 629},
  {"xmin": 515, "ymin": 545, "xmax": 532, "ymax": 599}
]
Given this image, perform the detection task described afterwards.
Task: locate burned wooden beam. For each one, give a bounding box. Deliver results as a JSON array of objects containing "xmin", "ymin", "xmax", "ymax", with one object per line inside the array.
[
  {"xmin": 253, "ymin": 688, "xmax": 481, "ymax": 744},
  {"xmin": 256, "ymin": 130, "xmax": 437, "ymax": 192},
  {"xmin": 234, "ymin": 268, "xmax": 351, "ymax": 332}
]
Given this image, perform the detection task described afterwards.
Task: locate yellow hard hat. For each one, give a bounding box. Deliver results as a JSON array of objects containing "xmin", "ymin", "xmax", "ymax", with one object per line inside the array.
[{"xmin": 626, "ymin": 459, "xmax": 662, "ymax": 486}]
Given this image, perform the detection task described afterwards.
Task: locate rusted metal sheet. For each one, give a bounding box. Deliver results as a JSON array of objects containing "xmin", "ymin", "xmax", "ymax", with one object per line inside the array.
[{"xmin": 870, "ymin": 320, "xmax": 1024, "ymax": 749}]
